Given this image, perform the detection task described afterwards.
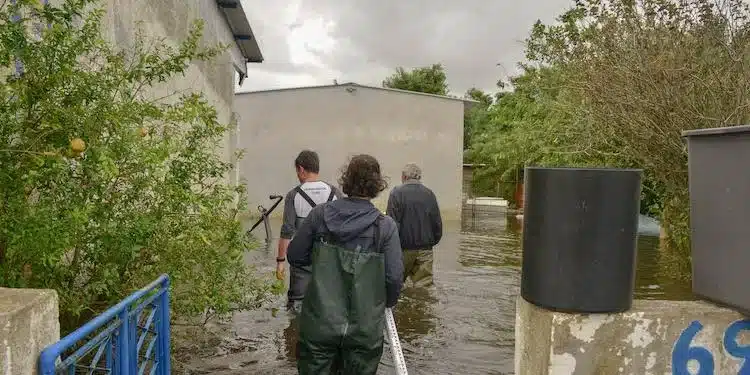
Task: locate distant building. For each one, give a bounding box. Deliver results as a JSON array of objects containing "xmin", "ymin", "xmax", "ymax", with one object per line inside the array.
[
  {"xmin": 234, "ymin": 83, "xmax": 474, "ymax": 220},
  {"xmin": 100, "ymin": 0, "xmax": 263, "ymax": 184},
  {"xmin": 462, "ymin": 163, "xmax": 487, "ymax": 200}
]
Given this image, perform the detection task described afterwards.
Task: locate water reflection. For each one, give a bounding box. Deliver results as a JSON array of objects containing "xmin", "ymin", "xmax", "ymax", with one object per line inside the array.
[
  {"xmin": 392, "ymin": 287, "xmax": 438, "ymax": 342},
  {"xmin": 634, "ymin": 235, "xmax": 695, "ymax": 300},
  {"xmin": 180, "ymin": 208, "xmax": 693, "ymax": 374},
  {"xmin": 282, "ymin": 316, "xmax": 299, "ymax": 365}
]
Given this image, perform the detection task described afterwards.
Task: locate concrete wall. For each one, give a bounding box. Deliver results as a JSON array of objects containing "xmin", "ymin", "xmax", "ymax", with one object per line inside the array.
[
  {"xmin": 0, "ymin": 288, "xmax": 59, "ymax": 375},
  {"xmin": 515, "ymin": 296, "xmax": 750, "ymax": 375},
  {"xmin": 97, "ymin": 0, "xmax": 244, "ymax": 180},
  {"xmin": 234, "ymin": 84, "xmax": 465, "ymax": 219}
]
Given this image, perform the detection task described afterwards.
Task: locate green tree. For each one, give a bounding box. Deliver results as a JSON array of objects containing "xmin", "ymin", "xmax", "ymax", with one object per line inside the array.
[
  {"xmin": 527, "ymin": 0, "xmax": 750, "ymax": 258},
  {"xmin": 382, "ymin": 63, "xmax": 449, "ymax": 95},
  {"xmin": 0, "ymin": 0, "xmax": 278, "ymax": 331},
  {"xmin": 466, "ymin": 65, "xmax": 605, "ymax": 201},
  {"xmin": 464, "ymin": 87, "xmax": 493, "ymax": 107},
  {"xmin": 470, "ymin": 0, "xmax": 750, "ymax": 278},
  {"xmin": 461, "ymin": 82, "xmax": 518, "ymax": 158},
  {"xmin": 462, "ymin": 88, "xmax": 494, "ymax": 151}
]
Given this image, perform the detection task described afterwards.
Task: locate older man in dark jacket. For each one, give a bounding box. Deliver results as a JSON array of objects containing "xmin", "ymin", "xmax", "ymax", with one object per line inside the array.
[{"xmin": 386, "ymin": 163, "xmax": 442, "ymax": 287}]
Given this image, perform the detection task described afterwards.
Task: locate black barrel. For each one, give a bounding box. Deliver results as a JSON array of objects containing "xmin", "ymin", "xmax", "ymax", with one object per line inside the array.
[{"xmin": 520, "ymin": 167, "xmax": 642, "ymax": 313}]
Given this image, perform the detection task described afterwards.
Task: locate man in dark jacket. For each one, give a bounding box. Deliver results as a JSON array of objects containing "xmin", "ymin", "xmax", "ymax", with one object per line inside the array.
[
  {"xmin": 386, "ymin": 163, "xmax": 442, "ymax": 287},
  {"xmin": 288, "ymin": 154, "xmax": 403, "ymax": 375}
]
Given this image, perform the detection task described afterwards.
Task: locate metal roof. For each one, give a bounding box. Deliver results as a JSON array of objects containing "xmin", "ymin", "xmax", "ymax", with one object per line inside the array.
[
  {"xmin": 236, "ymin": 82, "xmax": 479, "ymax": 105},
  {"xmin": 216, "ymin": 0, "xmax": 263, "ymax": 64}
]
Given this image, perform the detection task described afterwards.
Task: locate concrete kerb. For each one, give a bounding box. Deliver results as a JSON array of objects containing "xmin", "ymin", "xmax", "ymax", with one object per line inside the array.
[{"xmin": 515, "ymin": 296, "xmax": 749, "ymax": 375}]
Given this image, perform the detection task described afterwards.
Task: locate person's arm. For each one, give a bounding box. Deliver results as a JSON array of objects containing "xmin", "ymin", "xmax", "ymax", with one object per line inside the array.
[
  {"xmin": 383, "ymin": 221, "xmax": 404, "ymax": 308},
  {"xmin": 288, "ymin": 207, "xmax": 320, "ymax": 267},
  {"xmin": 277, "ymin": 190, "xmax": 297, "ymax": 260},
  {"xmin": 386, "ymin": 189, "xmax": 400, "ymax": 224},
  {"xmin": 429, "ymin": 191, "xmax": 443, "ymax": 246}
]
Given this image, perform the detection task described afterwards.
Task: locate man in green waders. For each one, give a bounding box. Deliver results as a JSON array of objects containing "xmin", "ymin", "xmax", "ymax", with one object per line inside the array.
[
  {"xmin": 386, "ymin": 163, "xmax": 442, "ymax": 287},
  {"xmin": 287, "ymin": 154, "xmax": 404, "ymax": 375}
]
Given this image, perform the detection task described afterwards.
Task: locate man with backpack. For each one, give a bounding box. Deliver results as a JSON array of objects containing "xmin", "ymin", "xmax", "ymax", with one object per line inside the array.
[{"xmin": 277, "ymin": 150, "xmax": 343, "ymax": 312}]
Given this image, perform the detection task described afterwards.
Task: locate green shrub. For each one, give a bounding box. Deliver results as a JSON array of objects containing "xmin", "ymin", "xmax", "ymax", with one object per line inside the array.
[{"xmin": 0, "ymin": 0, "xmax": 277, "ymax": 331}]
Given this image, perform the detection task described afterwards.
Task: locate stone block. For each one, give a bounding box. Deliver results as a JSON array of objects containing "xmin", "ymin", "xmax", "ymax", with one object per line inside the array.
[
  {"xmin": 0, "ymin": 288, "xmax": 59, "ymax": 375},
  {"xmin": 515, "ymin": 296, "xmax": 749, "ymax": 375}
]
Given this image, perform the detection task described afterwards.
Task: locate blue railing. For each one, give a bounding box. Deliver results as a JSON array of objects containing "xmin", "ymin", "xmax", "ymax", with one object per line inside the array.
[{"xmin": 39, "ymin": 275, "xmax": 171, "ymax": 375}]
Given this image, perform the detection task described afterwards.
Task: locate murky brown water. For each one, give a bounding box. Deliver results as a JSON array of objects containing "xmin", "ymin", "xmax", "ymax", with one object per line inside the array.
[{"xmin": 178, "ymin": 209, "xmax": 693, "ymax": 374}]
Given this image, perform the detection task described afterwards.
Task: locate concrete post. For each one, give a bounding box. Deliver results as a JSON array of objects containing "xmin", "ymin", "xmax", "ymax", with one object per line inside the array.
[
  {"xmin": 515, "ymin": 296, "xmax": 749, "ymax": 375},
  {"xmin": 0, "ymin": 288, "xmax": 59, "ymax": 375}
]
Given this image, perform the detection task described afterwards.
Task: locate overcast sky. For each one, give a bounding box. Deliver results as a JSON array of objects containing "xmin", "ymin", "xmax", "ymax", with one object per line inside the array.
[{"xmin": 237, "ymin": 0, "xmax": 575, "ymax": 96}]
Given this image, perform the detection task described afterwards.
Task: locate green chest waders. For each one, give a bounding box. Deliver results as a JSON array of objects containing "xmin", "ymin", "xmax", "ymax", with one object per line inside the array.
[{"xmin": 297, "ymin": 217, "xmax": 386, "ymax": 375}]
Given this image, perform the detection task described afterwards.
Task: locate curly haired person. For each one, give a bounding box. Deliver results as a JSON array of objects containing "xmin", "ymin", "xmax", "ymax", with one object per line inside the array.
[{"xmin": 287, "ymin": 154, "xmax": 404, "ymax": 375}]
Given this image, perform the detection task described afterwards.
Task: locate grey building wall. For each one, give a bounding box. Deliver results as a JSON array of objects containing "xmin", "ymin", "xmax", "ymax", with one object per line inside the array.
[
  {"xmin": 234, "ymin": 84, "xmax": 466, "ymax": 220},
  {"xmin": 98, "ymin": 0, "xmax": 245, "ymax": 183}
]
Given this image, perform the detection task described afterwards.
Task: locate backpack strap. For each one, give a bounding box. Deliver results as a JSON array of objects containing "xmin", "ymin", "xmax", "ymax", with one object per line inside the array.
[
  {"xmin": 372, "ymin": 215, "xmax": 384, "ymax": 253},
  {"xmin": 295, "ymin": 186, "xmax": 317, "ymax": 208},
  {"xmin": 327, "ymin": 189, "xmax": 336, "ymax": 202}
]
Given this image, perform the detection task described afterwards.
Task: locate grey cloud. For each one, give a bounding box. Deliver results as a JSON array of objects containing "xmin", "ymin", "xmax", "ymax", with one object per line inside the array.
[
  {"xmin": 241, "ymin": 1, "xmax": 329, "ymax": 76},
  {"xmin": 243, "ymin": 0, "xmax": 575, "ymax": 94},
  {"xmin": 241, "ymin": 2, "xmax": 289, "ymax": 62}
]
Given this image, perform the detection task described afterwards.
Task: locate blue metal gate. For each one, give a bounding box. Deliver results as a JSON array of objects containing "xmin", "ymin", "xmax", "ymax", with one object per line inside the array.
[{"xmin": 39, "ymin": 275, "xmax": 171, "ymax": 375}]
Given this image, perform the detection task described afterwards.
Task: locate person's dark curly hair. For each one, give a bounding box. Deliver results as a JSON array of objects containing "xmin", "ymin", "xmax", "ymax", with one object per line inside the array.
[{"xmin": 338, "ymin": 154, "xmax": 388, "ymax": 199}]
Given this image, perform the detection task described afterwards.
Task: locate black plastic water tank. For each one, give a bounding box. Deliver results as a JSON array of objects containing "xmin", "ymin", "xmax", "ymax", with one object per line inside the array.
[{"xmin": 520, "ymin": 167, "xmax": 642, "ymax": 313}]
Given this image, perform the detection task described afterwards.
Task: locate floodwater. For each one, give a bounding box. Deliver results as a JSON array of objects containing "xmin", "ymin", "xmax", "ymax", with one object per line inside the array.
[{"xmin": 178, "ymin": 208, "xmax": 693, "ymax": 374}]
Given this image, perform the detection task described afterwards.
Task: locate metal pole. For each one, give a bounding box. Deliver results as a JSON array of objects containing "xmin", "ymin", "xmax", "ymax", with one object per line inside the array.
[
  {"xmin": 248, "ymin": 195, "xmax": 283, "ymax": 233},
  {"xmin": 159, "ymin": 277, "xmax": 171, "ymax": 375},
  {"xmin": 117, "ymin": 308, "xmax": 130, "ymax": 375},
  {"xmin": 262, "ymin": 209, "xmax": 272, "ymax": 245},
  {"xmin": 385, "ymin": 308, "xmax": 408, "ymax": 375}
]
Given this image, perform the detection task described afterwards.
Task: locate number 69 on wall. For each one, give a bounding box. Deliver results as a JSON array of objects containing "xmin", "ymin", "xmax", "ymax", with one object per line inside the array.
[{"xmin": 672, "ymin": 319, "xmax": 750, "ymax": 375}]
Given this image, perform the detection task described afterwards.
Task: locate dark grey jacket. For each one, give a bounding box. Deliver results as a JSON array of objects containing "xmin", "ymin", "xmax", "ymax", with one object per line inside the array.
[
  {"xmin": 386, "ymin": 180, "xmax": 443, "ymax": 250},
  {"xmin": 287, "ymin": 197, "xmax": 404, "ymax": 307}
]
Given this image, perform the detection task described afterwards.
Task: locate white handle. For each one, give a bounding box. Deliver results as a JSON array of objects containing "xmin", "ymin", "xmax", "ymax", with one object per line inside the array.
[{"xmin": 385, "ymin": 308, "xmax": 409, "ymax": 375}]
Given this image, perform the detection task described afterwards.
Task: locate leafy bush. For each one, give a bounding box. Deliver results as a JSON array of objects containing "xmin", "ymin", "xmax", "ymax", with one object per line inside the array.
[
  {"xmin": 468, "ymin": 0, "xmax": 750, "ymax": 270},
  {"xmin": 0, "ymin": 0, "xmax": 277, "ymax": 331}
]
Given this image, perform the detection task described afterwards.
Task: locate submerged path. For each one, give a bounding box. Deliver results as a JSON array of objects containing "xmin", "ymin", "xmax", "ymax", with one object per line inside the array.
[{"xmin": 179, "ymin": 210, "xmax": 692, "ymax": 374}]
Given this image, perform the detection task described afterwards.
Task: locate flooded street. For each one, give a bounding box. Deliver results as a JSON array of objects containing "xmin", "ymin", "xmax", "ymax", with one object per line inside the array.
[{"xmin": 180, "ymin": 208, "xmax": 693, "ymax": 374}]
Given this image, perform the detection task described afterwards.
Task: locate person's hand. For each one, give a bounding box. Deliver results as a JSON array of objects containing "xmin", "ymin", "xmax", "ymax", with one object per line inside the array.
[{"xmin": 275, "ymin": 262, "xmax": 285, "ymax": 281}]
